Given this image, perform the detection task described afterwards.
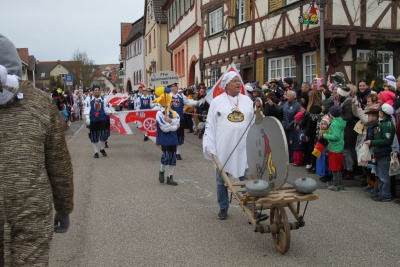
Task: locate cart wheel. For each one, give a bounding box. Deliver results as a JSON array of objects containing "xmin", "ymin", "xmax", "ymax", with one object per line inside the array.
[{"xmin": 270, "ymin": 204, "xmax": 291, "ymax": 254}]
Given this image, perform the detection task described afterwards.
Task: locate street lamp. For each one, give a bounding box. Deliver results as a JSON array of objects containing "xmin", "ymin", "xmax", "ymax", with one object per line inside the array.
[{"xmin": 317, "ymin": 0, "xmax": 327, "ymax": 81}]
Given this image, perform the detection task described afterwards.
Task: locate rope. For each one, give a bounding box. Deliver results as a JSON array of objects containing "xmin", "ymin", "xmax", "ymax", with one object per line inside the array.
[{"xmin": 183, "ymin": 112, "xmax": 207, "ymax": 117}]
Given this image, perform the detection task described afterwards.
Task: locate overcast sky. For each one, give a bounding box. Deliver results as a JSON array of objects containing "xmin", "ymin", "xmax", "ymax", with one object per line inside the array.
[{"xmin": 2, "ymin": 0, "xmax": 145, "ymax": 65}]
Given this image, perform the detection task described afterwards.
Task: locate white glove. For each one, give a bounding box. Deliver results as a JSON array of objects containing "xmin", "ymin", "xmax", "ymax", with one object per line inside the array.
[{"xmin": 198, "ymin": 98, "xmax": 206, "ymax": 106}]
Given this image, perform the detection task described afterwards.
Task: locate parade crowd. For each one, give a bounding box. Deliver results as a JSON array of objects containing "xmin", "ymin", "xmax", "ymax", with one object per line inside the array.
[{"xmin": 52, "ymin": 71, "xmax": 400, "ymax": 205}]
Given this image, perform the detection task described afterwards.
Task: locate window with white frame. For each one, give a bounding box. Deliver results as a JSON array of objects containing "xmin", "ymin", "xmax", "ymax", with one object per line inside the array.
[
  {"xmin": 209, "ymin": 7, "xmax": 223, "ymax": 35},
  {"xmin": 268, "ymin": 56, "xmax": 296, "ymax": 80},
  {"xmin": 238, "ymin": 0, "xmax": 245, "ymax": 24},
  {"xmin": 286, "ymin": 0, "xmax": 299, "ymax": 4},
  {"xmin": 210, "ymin": 67, "xmax": 221, "ymax": 86},
  {"xmin": 357, "ymin": 50, "xmax": 393, "ymax": 81},
  {"xmin": 303, "ymin": 52, "xmax": 316, "ymax": 83}
]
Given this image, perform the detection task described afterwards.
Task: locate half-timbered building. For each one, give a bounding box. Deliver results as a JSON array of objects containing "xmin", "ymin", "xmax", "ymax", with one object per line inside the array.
[{"xmin": 201, "ymin": 0, "xmax": 400, "ymax": 87}]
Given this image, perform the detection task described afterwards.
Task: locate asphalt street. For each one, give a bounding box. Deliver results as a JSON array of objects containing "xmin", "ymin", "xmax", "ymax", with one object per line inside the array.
[{"xmin": 50, "ymin": 119, "xmax": 400, "ymax": 267}]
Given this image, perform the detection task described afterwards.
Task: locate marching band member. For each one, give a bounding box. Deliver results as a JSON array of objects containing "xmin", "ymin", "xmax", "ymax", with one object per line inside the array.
[
  {"xmin": 138, "ymin": 87, "xmax": 155, "ymax": 141},
  {"xmin": 153, "ymin": 88, "xmax": 180, "ymax": 186},
  {"xmin": 169, "ymin": 83, "xmax": 201, "ymax": 160},
  {"xmin": 84, "ymin": 84, "xmax": 115, "ymax": 158}
]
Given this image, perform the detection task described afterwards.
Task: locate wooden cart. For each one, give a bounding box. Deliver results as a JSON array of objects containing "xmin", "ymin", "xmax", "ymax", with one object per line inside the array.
[{"xmin": 213, "ymin": 155, "xmax": 318, "ymax": 254}]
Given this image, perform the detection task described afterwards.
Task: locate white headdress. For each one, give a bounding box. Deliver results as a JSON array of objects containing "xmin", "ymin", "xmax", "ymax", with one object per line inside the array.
[{"xmin": 220, "ymin": 71, "xmax": 239, "ymax": 90}]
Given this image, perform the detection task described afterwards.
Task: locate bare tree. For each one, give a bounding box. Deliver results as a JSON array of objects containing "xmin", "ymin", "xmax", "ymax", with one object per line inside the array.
[{"xmin": 70, "ymin": 49, "xmax": 96, "ymax": 90}]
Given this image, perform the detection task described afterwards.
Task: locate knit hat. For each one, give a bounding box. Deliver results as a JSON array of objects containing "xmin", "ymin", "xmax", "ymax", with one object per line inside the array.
[
  {"xmin": 329, "ymin": 105, "xmax": 342, "ymax": 117},
  {"xmin": 321, "ymin": 115, "xmax": 331, "ymax": 125},
  {"xmin": 244, "ymin": 83, "xmax": 253, "ymax": 92},
  {"xmin": 380, "ymin": 103, "xmax": 394, "ymax": 116},
  {"xmin": 221, "ymin": 71, "xmax": 239, "ymax": 90},
  {"xmin": 294, "ymin": 111, "xmax": 304, "ymax": 122},
  {"xmin": 378, "ymin": 90, "xmax": 395, "ymax": 106},
  {"xmin": 283, "ymin": 77, "xmax": 293, "ymax": 86},
  {"xmin": 309, "ymin": 104, "xmax": 322, "ymax": 115},
  {"xmin": 321, "ymin": 99, "xmax": 334, "ymax": 110},
  {"xmin": 337, "ymin": 87, "xmax": 350, "ymax": 97},
  {"xmin": 0, "ymin": 34, "xmax": 22, "ymax": 78},
  {"xmin": 385, "ymin": 75, "xmax": 396, "ymax": 88}
]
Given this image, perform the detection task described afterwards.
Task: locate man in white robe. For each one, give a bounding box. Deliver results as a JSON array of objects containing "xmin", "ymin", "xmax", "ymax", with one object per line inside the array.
[{"xmin": 203, "ymin": 71, "xmax": 254, "ymax": 220}]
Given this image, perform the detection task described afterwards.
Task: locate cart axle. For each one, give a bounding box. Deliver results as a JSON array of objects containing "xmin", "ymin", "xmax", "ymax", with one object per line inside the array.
[{"xmin": 255, "ymin": 221, "xmax": 302, "ymax": 234}]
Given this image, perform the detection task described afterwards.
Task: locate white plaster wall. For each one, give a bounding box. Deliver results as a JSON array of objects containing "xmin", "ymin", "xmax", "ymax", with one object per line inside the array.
[
  {"xmin": 285, "ymin": 8, "xmax": 302, "ymax": 35},
  {"xmin": 366, "ymin": 1, "xmax": 390, "ymax": 28},
  {"xmin": 343, "ymin": 47, "xmax": 353, "ymax": 62},
  {"xmin": 344, "ymin": 65, "xmax": 352, "ymax": 82},
  {"xmin": 254, "ymin": 20, "xmax": 266, "ymax": 43},
  {"xmin": 332, "ymin": 0, "xmax": 351, "ymax": 26},
  {"xmin": 264, "ymin": 15, "xmax": 282, "ymax": 40},
  {"xmin": 125, "ymin": 38, "xmax": 145, "ymax": 90},
  {"xmin": 169, "ymin": 10, "xmax": 196, "ymax": 45},
  {"xmin": 256, "ymin": 0, "xmax": 269, "ymax": 17}
]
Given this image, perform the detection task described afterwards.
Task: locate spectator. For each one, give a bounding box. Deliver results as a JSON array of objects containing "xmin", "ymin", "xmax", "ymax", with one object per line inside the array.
[
  {"xmin": 337, "ymin": 86, "xmax": 358, "ymax": 180},
  {"xmin": 355, "ymin": 79, "xmax": 373, "ymax": 109},
  {"xmin": 364, "ymin": 104, "xmax": 396, "ymax": 202},
  {"xmin": 323, "ymin": 106, "xmax": 347, "ymax": 191},
  {"xmin": 361, "ymin": 108, "xmax": 380, "ymax": 193},
  {"xmin": 263, "ymin": 92, "xmax": 279, "ymax": 118},
  {"xmin": 266, "ymin": 90, "xmax": 300, "ymax": 162},
  {"xmin": 184, "ymin": 88, "xmax": 195, "ymax": 133},
  {"xmin": 291, "ymin": 112, "xmax": 306, "ymax": 166},
  {"xmin": 320, "ymin": 84, "xmax": 331, "ymax": 100}
]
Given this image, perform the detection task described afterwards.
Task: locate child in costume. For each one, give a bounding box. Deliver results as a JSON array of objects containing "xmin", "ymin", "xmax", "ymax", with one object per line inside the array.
[
  {"xmin": 313, "ymin": 115, "xmax": 332, "ymax": 182},
  {"xmin": 153, "ymin": 87, "xmax": 180, "ymax": 186}
]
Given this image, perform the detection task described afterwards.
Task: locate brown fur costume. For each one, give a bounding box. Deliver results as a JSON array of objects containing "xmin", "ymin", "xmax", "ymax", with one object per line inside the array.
[{"xmin": 0, "ymin": 81, "xmax": 74, "ymax": 266}]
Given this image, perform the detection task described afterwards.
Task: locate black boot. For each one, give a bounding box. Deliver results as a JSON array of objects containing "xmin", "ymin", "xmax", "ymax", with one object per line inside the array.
[
  {"xmin": 159, "ymin": 171, "xmax": 165, "ymax": 183},
  {"xmin": 100, "ymin": 149, "xmax": 107, "ymax": 157},
  {"xmin": 167, "ymin": 175, "xmax": 178, "ymax": 186},
  {"xmin": 105, "ymin": 141, "xmax": 109, "ymax": 148}
]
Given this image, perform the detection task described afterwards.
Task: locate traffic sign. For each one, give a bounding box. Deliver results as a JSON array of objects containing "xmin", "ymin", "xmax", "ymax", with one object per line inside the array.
[{"xmin": 65, "ymin": 74, "xmax": 73, "ymax": 85}]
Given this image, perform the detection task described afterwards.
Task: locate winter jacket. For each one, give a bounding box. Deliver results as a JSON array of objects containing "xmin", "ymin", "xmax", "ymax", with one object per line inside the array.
[
  {"xmin": 371, "ymin": 116, "xmax": 395, "ymax": 158},
  {"xmin": 275, "ymin": 100, "xmax": 301, "ymax": 131},
  {"xmin": 340, "ymin": 97, "xmax": 358, "ymax": 148},
  {"xmin": 323, "ymin": 117, "xmax": 346, "ymax": 153}
]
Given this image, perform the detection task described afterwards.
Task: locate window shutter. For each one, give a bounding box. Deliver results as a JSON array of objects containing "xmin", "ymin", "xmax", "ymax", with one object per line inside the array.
[
  {"xmin": 269, "ymin": 0, "xmax": 284, "ymax": 12},
  {"xmin": 245, "ymin": 0, "xmax": 251, "ymax": 22},
  {"xmin": 231, "ymin": 0, "xmax": 237, "ymax": 27},
  {"xmin": 256, "ymin": 57, "xmax": 264, "ymax": 85}
]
